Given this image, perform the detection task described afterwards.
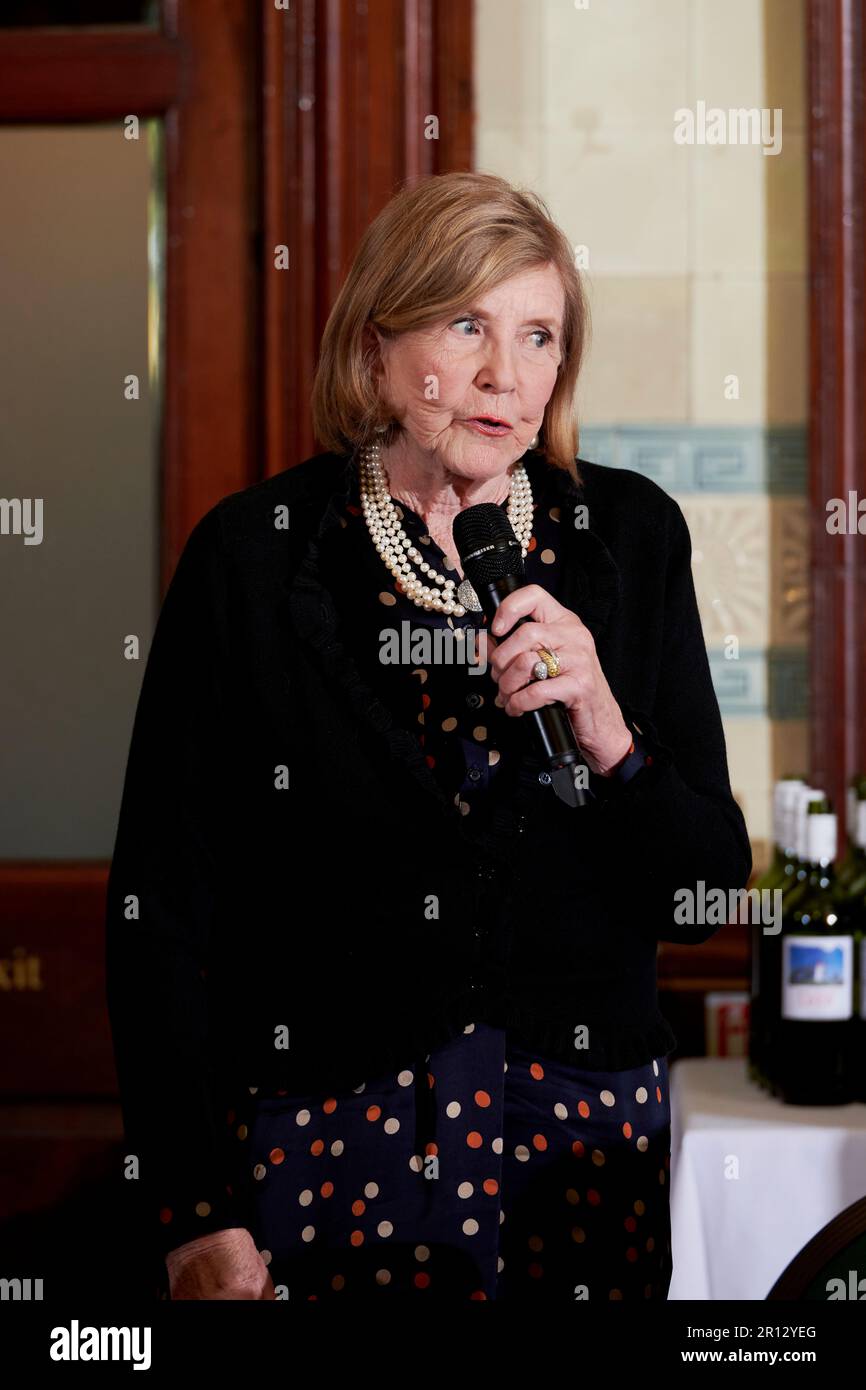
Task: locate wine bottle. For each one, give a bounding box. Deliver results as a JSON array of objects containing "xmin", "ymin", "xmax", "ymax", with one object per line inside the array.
[
  {"xmin": 749, "ymin": 778, "xmax": 803, "ymax": 1087},
  {"xmin": 760, "ymin": 782, "xmax": 819, "ymax": 1093},
  {"xmin": 775, "ymin": 800, "xmax": 856, "ymax": 1106},
  {"xmin": 835, "ymin": 774, "xmax": 866, "ymax": 891},
  {"xmin": 835, "ymin": 799, "xmax": 866, "ymax": 1102}
]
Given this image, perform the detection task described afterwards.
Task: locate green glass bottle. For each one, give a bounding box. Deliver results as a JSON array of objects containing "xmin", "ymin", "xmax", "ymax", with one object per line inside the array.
[
  {"xmin": 835, "ymin": 799, "xmax": 866, "ymax": 1102},
  {"xmin": 775, "ymin": 800, "xmax": 856, "ymax": 1105},
  {"xmin": 759, "ymin": 782, "xmax": 818, "ymax": 1094},
  {"xmin": 835, "ymin": 775, "xmax": 866, "ymax": 892},
  {"xmin": 749, "ymin": 778, "xmax": 803, "ymax": 1087}
]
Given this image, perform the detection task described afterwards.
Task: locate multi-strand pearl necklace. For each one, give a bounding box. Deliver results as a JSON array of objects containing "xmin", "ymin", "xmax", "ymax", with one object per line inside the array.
[{"xmin": 358, "ymin": 438, "xmax": 534, "ymax": 615}]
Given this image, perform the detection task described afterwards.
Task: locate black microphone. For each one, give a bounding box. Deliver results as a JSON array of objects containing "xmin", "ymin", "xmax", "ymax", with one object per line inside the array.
[{"xmin": 452, "ymin": 502, "xmax": 589, "ymax": 808}]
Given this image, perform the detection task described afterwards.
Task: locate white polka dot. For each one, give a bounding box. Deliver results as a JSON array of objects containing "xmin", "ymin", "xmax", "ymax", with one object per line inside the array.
[
  {"xmin": 462, "ymin": 1219, "xmax": 479, "ymax": 1236},
  {"xmin": 446, "ymin": 1101, "xmax": 462, "ymax": 1119},
  {"xmin": 331, "ymin": 1139, "xmax": 344, "ymax": 1156},
  {"xmin": 253, "ymin": 1164, "xmax": 267, "ymax": 1181},
  {"xmin": 599, "ymin": 1090, "xmax": 616, "ymax": 1107},
  {"xmin": 375, "ymin": 1269, "xmax": 391, "ymax": 1285},
  {"xmin": 384, "ymin": 1117, "xmax": 400, "ymax": 1135},
  {"xmin": 397, "ymin": 1070, "xmax": 414, "ymax": 1087},
  {"xmin": 592, "ymin": 1149, "xmax": 605, "ymax": 1166},
  {"xmin": 260, "ymin": 1249, "xmax": 272, "ymax": 1266},
  {"xmin": 514, "ymin": 1144, "xmax": 531, "ymax": 1162},
  {"xmin": 248, "ymin": 1086, "xmax": 259, "ymax": 1095},
  {"xmin": 296, "ymin": 1108, "xmax": 311, "ymax": 1126},
  {"xmin": 415, "ymin": 1245, "xmax": 430, "ymax": 1262},
  {"xmin": 364, "ymin": 1182, "xmax": 379, "ymax": 1199},
  {"xmin": 499, "ymin": 1210, "xmax": 505, "ymax": 1225},
  {"xmin": 497, "ymin": 1256, "xmax": 505, "ymax": 1273},
  {"xmin": 636, "ymin": 1135, "xmax": 649, "ymax": 1152},
  {"xmin": 491, "ymin": 1137, "xmax": 503, "ymax": 1154},
  {"xmin": 298, "ymin": 1189, "xmax": 314, "ymax": 1206},
  {"xmin": 463, "ymin": 1023, "xmax": 476, "ymax": 1034},
  {"xmin": 457, "ymin": 1181, "xmax": 474, "ymax": 1199},
  {"xmin": 377, "ymin": 1220, "xmax": 393, "ymax": 1238},
  {"xmin": 635, "ymin": 1087, "xmax": 648, "ymax": 1103},
  {"xmin": 301, "ymin": 1225, "xmax": 316, "ymax": 1242},
  {"xmin": 236, "ymin": 1124, "xmax": 248, "ymax": 1141},
  {"xmin": 352, "ymin": 1083, "xmax": 366, "ymax": 1094},
  {"xmin": 554, "ymin": 1102, "xmax": 568, "ymax": 1120},
  {"xmin": 409, "ymin": 1154, "xmax": 424, "ymax": 1173},
  {"xmin": 652, "ymin": 1060, "xmax": 659, "ymax": 1076},
  {"xmin": 195, "ymin": 1201, "xmax": 211, "ymax": 1218}
]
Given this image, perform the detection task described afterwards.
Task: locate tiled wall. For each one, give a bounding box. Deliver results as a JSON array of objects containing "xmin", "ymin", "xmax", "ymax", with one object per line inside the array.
[{"xmin": 475, "ymin": 0, "xmax": 809, "ymax": 866}]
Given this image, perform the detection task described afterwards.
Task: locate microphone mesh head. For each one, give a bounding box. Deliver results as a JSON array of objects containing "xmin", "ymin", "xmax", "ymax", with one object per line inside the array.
[{"xmin": 452, "ymin": 503, "xmax": 526, "ymax": 587}]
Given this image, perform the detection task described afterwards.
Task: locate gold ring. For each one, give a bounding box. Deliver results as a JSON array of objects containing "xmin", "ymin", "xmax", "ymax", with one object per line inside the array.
[{"xmin": 531, "ymin": 646, "xmax": 561, "ymax": 681}]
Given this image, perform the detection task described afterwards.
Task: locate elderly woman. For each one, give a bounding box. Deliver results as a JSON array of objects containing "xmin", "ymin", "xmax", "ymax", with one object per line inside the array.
[{"xmin": 105, "ymin": 171, "xmax": 751, "ymax": 1302}]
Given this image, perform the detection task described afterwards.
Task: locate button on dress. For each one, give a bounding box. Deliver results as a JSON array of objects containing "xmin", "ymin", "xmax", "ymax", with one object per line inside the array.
[{"xmin": 218, "ymin": 454, "xmax": 674, "ymax": 1300}]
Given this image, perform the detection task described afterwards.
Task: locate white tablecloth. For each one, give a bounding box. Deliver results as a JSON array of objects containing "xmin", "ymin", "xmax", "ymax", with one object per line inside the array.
[{"xmin": 668, "ymin": 1057, "xmax": 866, "ymax": 1300}]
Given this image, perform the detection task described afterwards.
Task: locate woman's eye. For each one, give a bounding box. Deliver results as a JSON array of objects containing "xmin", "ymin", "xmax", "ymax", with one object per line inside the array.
[
  {"xmin": 529, "ymin": 329, "xmax": 553, "ymax": 348},
  {"xmin": 451, "ymin": 317, "xmax": 480, "ymax": 336}
]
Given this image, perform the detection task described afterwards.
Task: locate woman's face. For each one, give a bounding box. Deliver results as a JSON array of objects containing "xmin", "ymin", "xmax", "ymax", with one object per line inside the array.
[{"xmin": 374, "ymin": 262, "xmax": 565, "ymax": 479}]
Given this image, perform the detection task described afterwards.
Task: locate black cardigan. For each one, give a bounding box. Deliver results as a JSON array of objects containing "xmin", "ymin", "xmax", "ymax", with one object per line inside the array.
[{"xmin": 104, "ymin": 449, "xmax": 752, "ymax": 1256}]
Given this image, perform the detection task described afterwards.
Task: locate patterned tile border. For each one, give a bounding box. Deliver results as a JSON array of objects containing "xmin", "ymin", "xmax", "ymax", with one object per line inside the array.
[{"xmin": 578, "ymin": 425, "xmax": 807, "ymax": 494}]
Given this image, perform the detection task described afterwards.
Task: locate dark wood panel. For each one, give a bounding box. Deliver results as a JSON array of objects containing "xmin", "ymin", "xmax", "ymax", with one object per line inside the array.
[
  {"xmin": 808, "ymin": 0, "xmax": 866, "ymax": 843},
  {"xmin": 0, "ymin": 30, "xmax": 184, "ymax": 118},
  {"xmin": 262, "ymin": 0, "xmax": 474, "ymax": 478},
  {"xmin": 0, "ymin": 866, "xmax": 116, "ymax": 1097}
]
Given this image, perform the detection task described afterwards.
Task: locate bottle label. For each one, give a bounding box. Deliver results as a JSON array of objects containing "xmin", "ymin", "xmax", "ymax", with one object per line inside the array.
[{"xmin": 781, "ymin": 935, "xmax": 853, "ymax": 1021}]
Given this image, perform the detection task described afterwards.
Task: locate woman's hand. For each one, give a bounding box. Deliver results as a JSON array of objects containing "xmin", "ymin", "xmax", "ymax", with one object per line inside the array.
[
  {"xmin": 166, "ymin": 1227, "xmax": 276, "ymax": 1300},
  {"xmin": 486, "ymin": 584, "xmax": 633, "ymax": 778}
]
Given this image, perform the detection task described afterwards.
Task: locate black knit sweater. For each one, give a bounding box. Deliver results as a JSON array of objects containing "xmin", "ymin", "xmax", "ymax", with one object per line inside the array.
[{"xmin": 104, "ymin": 449, "xmax": 752, "ymax": 1256}]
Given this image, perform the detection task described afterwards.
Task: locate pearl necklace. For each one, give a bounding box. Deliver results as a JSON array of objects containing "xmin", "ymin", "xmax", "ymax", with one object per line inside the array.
[{"xmin": 358, "ymin": 439, "xmax": 534, "ymax": 615}]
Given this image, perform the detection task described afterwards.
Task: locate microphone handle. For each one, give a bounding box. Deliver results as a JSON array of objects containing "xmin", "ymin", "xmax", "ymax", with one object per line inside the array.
[{"xmin": 479, "ymin": 574, "xmax": 589, "ymax": 807}]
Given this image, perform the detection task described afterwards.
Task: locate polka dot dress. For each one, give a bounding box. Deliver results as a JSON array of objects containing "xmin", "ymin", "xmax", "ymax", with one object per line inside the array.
[
  {"xmin": 225, "ymin": 1023, "xmax": 672, "ymax": 1300},
  {"xmin": 213, "ymin": 453, "xmax": 673, "ymax": 1300}
]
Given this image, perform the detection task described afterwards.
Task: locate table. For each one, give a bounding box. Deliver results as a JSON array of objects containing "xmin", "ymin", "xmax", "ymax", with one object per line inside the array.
[{"xmin": 668, "ymin": 1058, "xmax": 866, "ymax": 1300}]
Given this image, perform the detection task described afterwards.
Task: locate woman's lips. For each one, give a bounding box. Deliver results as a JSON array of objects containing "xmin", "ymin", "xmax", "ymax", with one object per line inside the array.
[{"xmin": 461, "ymin": 418, "xmax": 512, "ymax": 437}]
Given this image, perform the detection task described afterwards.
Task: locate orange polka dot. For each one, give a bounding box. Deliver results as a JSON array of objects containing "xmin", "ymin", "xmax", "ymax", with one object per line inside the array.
[
  {"xmin": 323, "ymin": 1098, "xmax": 337, "ymax": 1114},
  {"xmin": 425, "ymin": 755, "xmax": 436, "ymax": 768},
  {"xmin": 624, "ymin": 1216, "xmax": 637, "ymax": 1232},
  {"xmin": 587, "ymin": 1189, "xmax": 601, "ymax": 1206},
  {"xmin": 530, "ymin": 1062, "xmax": 545, "ymax": 1080},
  {"xmin": 158, "ymin": 1208, "xmax": 173, "ymax": 1225},
  {"xmin": 572, "ymin": 1140, "xmax": 585, "ymax": 1158},
  {"xmin": 656, "ymin": 1086, "xmax": 662, "ymax": 1102},
  {"xmin": 311, "ymin": 1139, "xmax": 325, "ymax": 1156},
  {"xmin": 532, "ymin": 1133, "xmax": 548, "ymax": 1152},
  {"xmin": 474, "ymin": 1090, "xmax": 491, "ymax": 1108},
  {"xmin": 366, "ymin": 1105, "xmax": 381, "ymax": 1122},
  {"xmin": 422, "ymin": 693, "xmax": 431, "ymax": 709},
  {"xmin": 424, "ymin": 1142, "xmax": 439, "ymax": 1156},
  {"xmin": 626, "ymin": 1247, "xmax": 638, "ymax": 1262},
  {"xmin": 350, "ymin": 1230, "xmax": 364, "ymax": 1247},
  {"xmin": 578, "ymin": 1100, "xmax": 590, "ymax": 1118},
  {"xmin": 269, "ymin": 1147, "xmax": 285, "ymax": 1165},
  {"xmin": 470, "ymin": 1290, "xmax": 487, "ymax": 1300},
  {"xmin": 622, "ymin": 1122, "xmax": 633, "ymax": 1138},
  {"xmin": 528, "ymin": 1262, "xmax": 543, "ymax": 1278},
  {"xmin": 352, "ymin": 1199, "xmax": 366, "ymax": 1216},
  {"xmin": 427, "ymin": 1073, "xmax": 435, "ymax": 1090},
  {"xmin": 483, "ymin": 1178, "xmax": 499, "ymax": 1195},
  {"xmin": 321, "ymin": 1182, "xmax": 334, "ymax": 1198},
  {"xmin": 414, "ymin": 1272, "xmax": 431, "ymax": 1289},
  {"xmin": 466, "ymin": 1131, "xmax": 483, "ymax": 1149},
  {"xmin": 527, "ymin": 536, "xmax": 537, "ymax": 553}
]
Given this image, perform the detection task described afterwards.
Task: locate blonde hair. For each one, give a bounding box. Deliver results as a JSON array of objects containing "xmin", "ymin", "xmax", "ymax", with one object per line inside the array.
[{"xmin": 310, "ymin": 171, "xmax": 590, "ymax": 485}]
